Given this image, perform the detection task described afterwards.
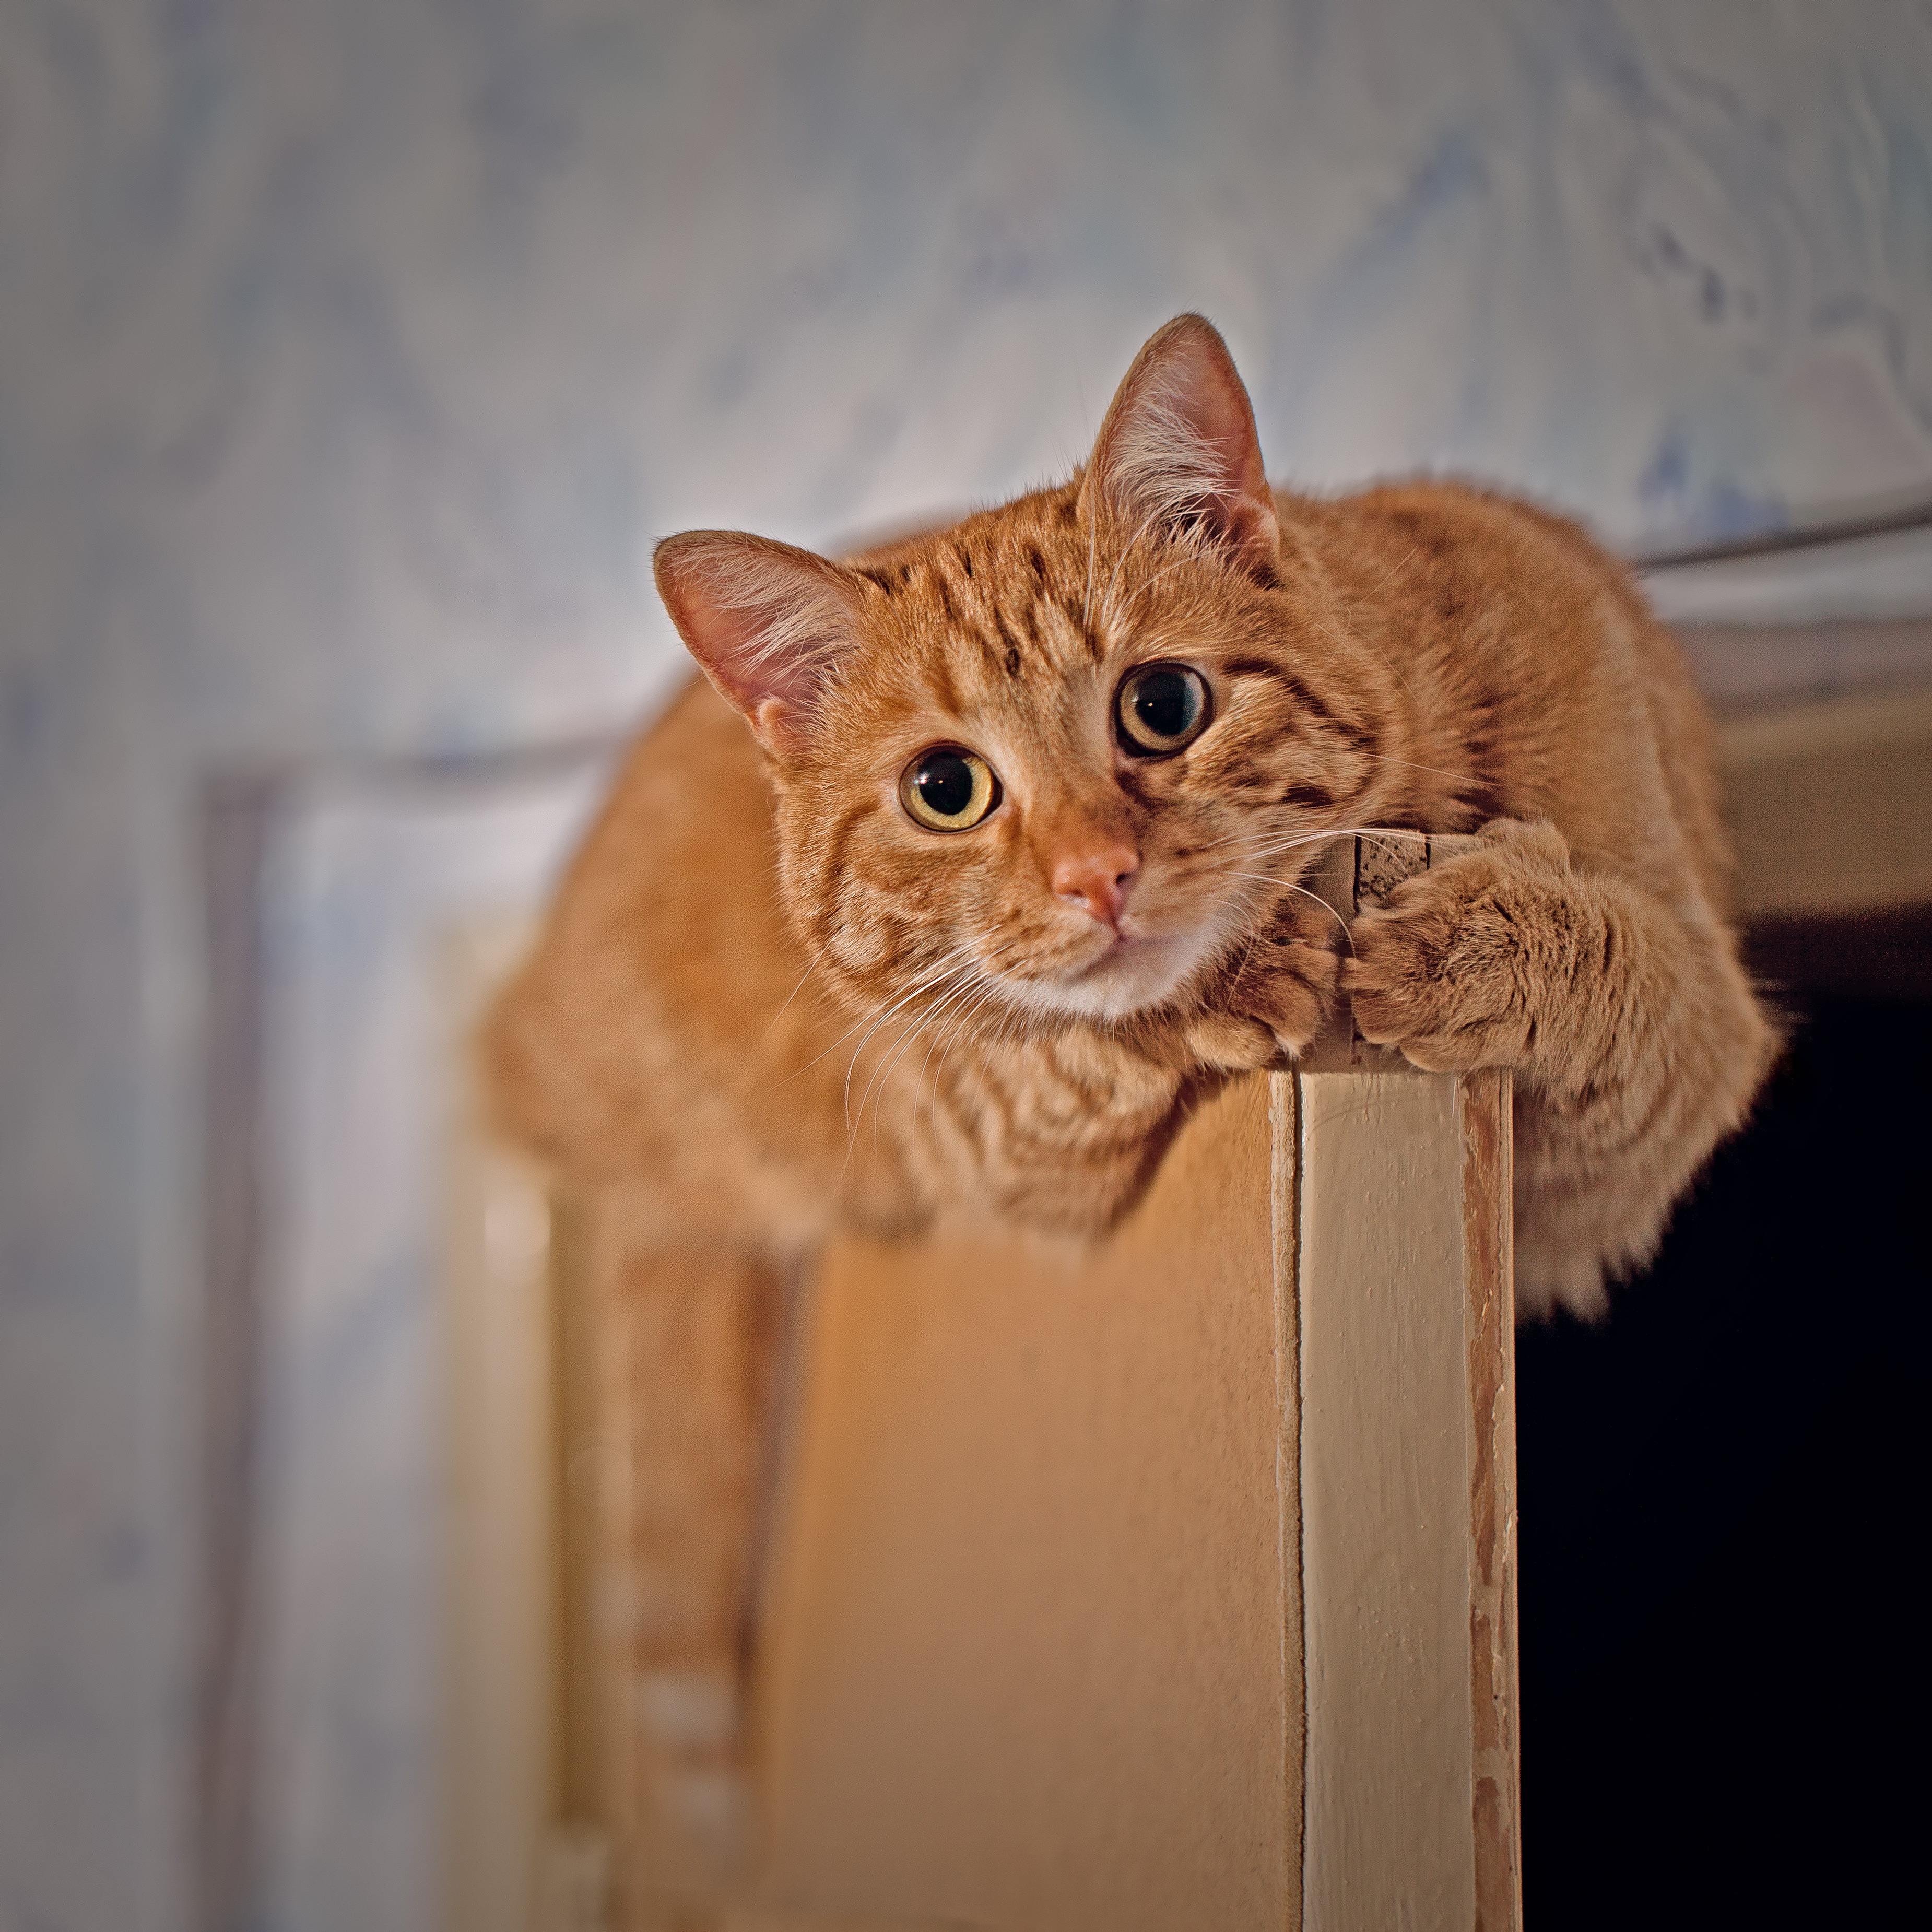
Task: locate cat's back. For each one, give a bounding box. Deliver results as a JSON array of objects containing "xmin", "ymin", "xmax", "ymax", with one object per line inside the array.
[
  {"xmin": 1283, "ymin": 477, "xmax": 1735, "ymax": 913},
  {"xmin": 1282, "ymin": 476, "xmax": 1656, "ymax": 703},
  {"xmin": 484, "ymin": 675, "xmax": 853, "ymax": 1244}
]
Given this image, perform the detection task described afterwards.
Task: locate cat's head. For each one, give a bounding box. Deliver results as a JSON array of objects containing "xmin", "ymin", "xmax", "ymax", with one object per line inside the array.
[{"xmin": 656, "ymin": 315, "xmax": 1403, "ymax": 1035}]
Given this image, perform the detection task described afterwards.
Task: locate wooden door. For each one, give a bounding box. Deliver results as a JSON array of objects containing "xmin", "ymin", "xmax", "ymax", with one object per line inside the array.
[
  {"xmin": 456, "ymin": 839, "xmax": 1522, "ymax": 1931},
  {"xmin": 728, "ymin": 1064, "xmax": 1516, "ymax": 1932}
]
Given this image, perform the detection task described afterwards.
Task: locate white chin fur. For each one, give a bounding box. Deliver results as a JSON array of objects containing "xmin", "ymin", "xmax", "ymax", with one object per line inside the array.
[{"xmin": 1006, "ymin": 928, "xmax": 1215, "ymax": 1023}]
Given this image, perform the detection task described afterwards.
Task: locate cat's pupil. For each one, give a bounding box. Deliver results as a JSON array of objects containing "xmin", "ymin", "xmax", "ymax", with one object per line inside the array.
[
  {"xmin": 916, "ymin": 751, "xmax": 975, "ymax": 818},
  {"xmin": 1134, "ymin": 667, "xmax": 1199, "ymax": 739}
]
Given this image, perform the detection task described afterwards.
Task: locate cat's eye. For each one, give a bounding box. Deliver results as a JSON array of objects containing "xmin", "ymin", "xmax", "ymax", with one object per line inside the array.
[
  {"xmin": 1116, "ymin": 662, "xmax": 1211, "ymax": 757},
  {"xmin": 900, "ymin": 745, "xmax": 1001, "ymax": 833}
]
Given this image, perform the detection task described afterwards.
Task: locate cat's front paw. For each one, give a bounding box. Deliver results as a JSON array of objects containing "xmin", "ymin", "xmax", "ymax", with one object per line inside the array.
[
  {"xmin": 1342, "ymin": 818, "xmax": 1572, "ymax": 1073},
  {"xmin": 1180, "ymin": 1010, "xmax": 1286, "ymax": 1074},
  {"xmin": 1223, "ymin": 923, "xmax": 1341, "ymax": 1061}
]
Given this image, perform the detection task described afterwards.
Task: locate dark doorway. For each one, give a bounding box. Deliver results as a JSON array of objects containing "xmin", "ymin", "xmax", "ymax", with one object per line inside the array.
[{"xmin": 1518, "ymin": 993, "xmax": 1928, "ymax": 1928}]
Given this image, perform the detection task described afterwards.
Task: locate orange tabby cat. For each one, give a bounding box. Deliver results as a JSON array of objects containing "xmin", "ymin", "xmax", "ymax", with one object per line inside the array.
[{"xmin": 487, "ymin": 316, "xmax": 1774, "ymax": 1775}]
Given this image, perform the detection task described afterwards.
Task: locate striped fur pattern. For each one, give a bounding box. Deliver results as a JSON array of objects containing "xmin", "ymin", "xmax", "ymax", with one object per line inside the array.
[
  {"xmin": 496, "ymin": 314, "xmax": 1776, "ymax": 1327},
  {"xmin": 485, "ymin": 319, "xmax": 1775, "ymax": 1774}
]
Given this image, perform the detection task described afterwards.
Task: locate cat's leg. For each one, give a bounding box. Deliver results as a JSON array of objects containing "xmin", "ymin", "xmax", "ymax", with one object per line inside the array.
[
  {"xmin": 869, "ymin": 1023, "xmax": 1189, "ymax": 1238},
  {"xmin": 1339, "ymin": 818, "xmax": 1775, "ymax": 1315},
  {"xmin": 1211, "ymin": 891, "xmax": 1344, "ymax": 1061},
  {"xmin": 567, "ymin": 1198, "xmax": 795, "ymax": 1856}
]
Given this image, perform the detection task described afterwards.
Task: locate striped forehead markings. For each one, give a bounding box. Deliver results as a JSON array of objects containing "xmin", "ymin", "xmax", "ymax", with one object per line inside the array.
[
  {"xmin": 993, "ymin": 607, "xmax": 1026, "ymax": 676},
  {"xmin": 1219, "ymin": 654, "xmax": 1349, "ymax": 733},
  {"xmin": 858, "ymin": 531, "xmax": 1109, "ymax": 685}
]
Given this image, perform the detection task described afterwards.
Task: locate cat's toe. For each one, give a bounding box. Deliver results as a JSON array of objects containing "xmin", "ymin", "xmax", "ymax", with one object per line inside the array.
[
  {"xmin": 1344, "ymin": 928, "xmax": 1454, "ymax": 1052},
  {"xmin": 1475, "ymin": 816, "xmax": 1571, "ymax": 870},
  {"xmin": 1233, "ymin": 938, "xmax": 1338, "ymax": 1057},
  {"xmin": 1344, "ymin": 885, "xmax": 1524, "ymax": 1069},
  {"xmin": 1182, "ymin": 1010, "xmax": 1283, "ymax": 1073}
]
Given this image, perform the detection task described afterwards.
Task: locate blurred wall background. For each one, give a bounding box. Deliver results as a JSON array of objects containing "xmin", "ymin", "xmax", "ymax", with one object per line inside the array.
[{"xmin": 2, "ymin": 4, "xmax": 1929, "ymax": 1929}]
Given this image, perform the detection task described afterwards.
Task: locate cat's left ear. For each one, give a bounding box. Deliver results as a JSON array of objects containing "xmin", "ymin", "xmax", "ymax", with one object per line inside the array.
[
  {"xmin": 654, "ymin": 531, "xmax": 866, "ymax": 757},
  {"xmin": 1079, "ymin": 313, "xmax": 1280, "ymax": 581}
]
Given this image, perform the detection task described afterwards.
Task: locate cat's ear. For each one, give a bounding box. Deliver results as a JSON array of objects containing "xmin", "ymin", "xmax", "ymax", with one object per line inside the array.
[
  {"xmin": 1079, "ymin": 314, "xmax": 1280, "ymax": 580},
  {"xmin": 654, "ymin": 531, "xmax": 867, "ymax": 756}
]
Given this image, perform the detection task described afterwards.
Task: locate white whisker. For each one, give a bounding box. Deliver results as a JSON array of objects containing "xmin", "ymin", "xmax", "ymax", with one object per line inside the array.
[
  {"xmin": 1362, "ymin": 541, "xmax": 1420, "ymax": 601},
  {"xmin": 774, "ymin": 951, "xmax": 967, "ymax": 1087},
  {"xmin": 1195, "ymin": 823, "xmax": 1427, "ymax": 856},
  {"xmin": 838, "ymin": 960, "xmax": 977, "ymax": 1124},
  {"xmin": 849, "ymin": 932, "xmax": 1028, "ymax": 1147},
  {"xmin": 759, "ymin": 943, "xmax": 828, "ymax": 1043},
  {"xmin": 1201, "ymin": 869, "xmax": 1358, "ymax": 951},
  {"xmin": 920, "ymin": 977, "xmax": 1005, "ymax": 1138},
  {"xmin": 868, "ymin": 966, "xmax": 994, "ymax": 1148}
]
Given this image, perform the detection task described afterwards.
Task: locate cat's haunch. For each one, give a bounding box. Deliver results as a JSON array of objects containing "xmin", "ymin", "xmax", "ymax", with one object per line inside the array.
[{"xmin": 493, "ymin": 313, "xmax": 1774, "ymax": 1320}]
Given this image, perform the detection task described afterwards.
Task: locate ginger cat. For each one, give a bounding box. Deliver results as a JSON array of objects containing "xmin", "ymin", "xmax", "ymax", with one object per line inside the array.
[{"xmin": 486, "ymin": 316, "xmax": 1773, "ymax": 1781}]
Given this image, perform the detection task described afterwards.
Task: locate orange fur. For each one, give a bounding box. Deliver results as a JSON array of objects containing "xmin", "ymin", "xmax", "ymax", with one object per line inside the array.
[
  {"xmin": 496, "ymin": 317, "xmax": 1773, "ymax": 1316},
  {"xmin": 488, "ymin": 318, "xmax": 1776, "ymax": 1762}
]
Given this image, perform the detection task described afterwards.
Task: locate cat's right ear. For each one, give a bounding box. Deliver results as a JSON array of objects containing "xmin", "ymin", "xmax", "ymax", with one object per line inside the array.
[
  {"xmin": 1079, "ymin": 313, "xmax": 1280, "ymax": 581},
  {"xmin": 654, "ymin": 531, "xmax": 866, "ymax": 758}
]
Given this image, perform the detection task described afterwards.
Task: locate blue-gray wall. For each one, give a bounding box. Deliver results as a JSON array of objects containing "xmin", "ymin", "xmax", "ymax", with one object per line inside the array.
[{"xmin": 3, "ymin": 4, "xmax": 1929, "ymax": 1927}]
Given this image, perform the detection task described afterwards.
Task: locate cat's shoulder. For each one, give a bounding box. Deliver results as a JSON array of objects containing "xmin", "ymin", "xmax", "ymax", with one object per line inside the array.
[
  {"xmin": 1281, "ymin": 476, "xmax": 1656, "ymax": 655},
  {"xmin": 1287, "ymin": 475, "xmax": 1627, "ymax": 580}
]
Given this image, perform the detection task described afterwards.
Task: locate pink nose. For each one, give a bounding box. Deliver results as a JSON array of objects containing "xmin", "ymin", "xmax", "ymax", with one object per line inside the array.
[{"xmin": 1051, "ymin": 841, "xmax": 1140, "ymax": 927}]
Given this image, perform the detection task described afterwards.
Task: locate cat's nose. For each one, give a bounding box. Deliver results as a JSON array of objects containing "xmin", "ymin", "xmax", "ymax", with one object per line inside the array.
[{"xmin": 1051, "ymin": 842, "xmax": 1140, "ymax": 928}]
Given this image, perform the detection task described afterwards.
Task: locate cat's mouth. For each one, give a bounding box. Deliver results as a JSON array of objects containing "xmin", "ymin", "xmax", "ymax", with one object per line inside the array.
[{"xmin": 1030, "ymin": 922, "xmax": 1215, "ymax": 1022}]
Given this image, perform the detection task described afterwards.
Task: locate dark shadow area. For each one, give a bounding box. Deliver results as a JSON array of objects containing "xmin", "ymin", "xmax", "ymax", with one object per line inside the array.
[
  {"xmin": 1518, "ymin": 994, "xmax": 1928, "ymax": 1927},
  {"xmin": 1745, "ymin": 908, "xmax": 1932, "ymax": 1003}
]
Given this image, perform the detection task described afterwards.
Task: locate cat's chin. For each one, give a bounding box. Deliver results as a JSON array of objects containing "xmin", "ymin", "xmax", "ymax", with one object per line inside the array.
[{"xmin": 1020, "ymin": 929, "xmax": 1213, "ymax": 1024}]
